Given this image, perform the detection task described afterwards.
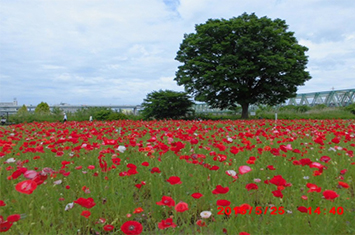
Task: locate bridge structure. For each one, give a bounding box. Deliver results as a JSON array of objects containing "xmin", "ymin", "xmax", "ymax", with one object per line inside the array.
[
  {"xmin": 286, "ymin": 88, "xmax": 355, "ymax": 107},
  {"xmin": 1, "ymin": 88, "xmax": 354, "ymax": 116},
  {"xmin": 191, "ymin": 88, "xmax": 355, "ymax": 114}
]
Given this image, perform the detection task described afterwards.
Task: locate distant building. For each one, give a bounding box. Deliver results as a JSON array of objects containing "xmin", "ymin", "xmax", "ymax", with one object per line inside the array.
[
  {"xmin": 0, "ymin": 98, "xmax": 19, "ymax": 115},
  {"xmin": 0, "ymin": 98, "xmax": 18, "ymax": 106}
]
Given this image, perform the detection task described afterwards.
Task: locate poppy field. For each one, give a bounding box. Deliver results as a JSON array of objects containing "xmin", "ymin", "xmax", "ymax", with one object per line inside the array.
[{"xmin": 0, "ymin": 119, "xmax": 354, "ymax": 234}]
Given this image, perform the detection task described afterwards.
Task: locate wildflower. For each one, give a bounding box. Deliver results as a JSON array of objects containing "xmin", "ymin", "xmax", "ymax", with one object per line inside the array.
[
  {"xmin": 74, "ymin": 197, "xmax": 96, "ymax": 209},
  {"xmin": 158, "ymin": 218, "xmax": 177, "ymax": 229},
  {"xmin": 15, "ymin": 180, "xmax": 37, "ymax": 194},
  {"xmin": 323, "ymin": 190, "xmax": 339, "ymax": 200},
  {"xmin": 212, "ymin": 185, "xmax": 229, "ymax": 194},
  {"xmin": 175, "ymin": 201, "xmax": 189, "ymax": 212},
  {"xmin": 225, "ymin": 170, "xmax": 237, "ymax": 176},
  {"xmin": 216, "ymin": 199, "xmax": 230, "ymax": 206},
  {"xmin": 297, "ymin": 206, "xmax": 308, "ymax": 213},
  {"xmin": 196, "ymin": 220, "xmax": 206, "ymax": 227},
  {"xmin": 245, "ymin": 183, "xmax": 258, "ymax": 191},
  {"xmin": 167, "ymin": 176, "xmax": 182, "ymax": 185},
  {"xmin": 117, "ymin": 146, "xmax": 126, "ymax": 153},
  {"xmin": 81, "ymin": 210, "xmax": 91, "ymax": 218},
  {"xmin": 156, "ymin": 196, "xmax": 175, "ymax": 207},
  {"xmin": 133, "ymin": 207, "xmax": 144, "ymax": 214},
  {"xmin": 64, "ymin": 202, "xmax": 74, "ymax": 211},
  {"xmin": 239, "ymin": 165, "xmax": 252, "ymax": 174},
  {"xmin": 103, "ymin": 224, "xmax": 114, "ymax": 231},
  {"xmin": 191, "ymin": 193, "xmax": 203, "ymax": 199},
  {"xmin": 121, "ymin": 221, "xmax": 143, "ymax": 235},
  {"xmin": 200, "ymin": 211, "xmax": 212, "ymax": 219}
]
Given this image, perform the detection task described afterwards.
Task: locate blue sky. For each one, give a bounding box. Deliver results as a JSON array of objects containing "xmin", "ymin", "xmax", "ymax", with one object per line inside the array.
[{"xmin": 0, "ymin": 0, "xmax": 354, "ymax": 106}]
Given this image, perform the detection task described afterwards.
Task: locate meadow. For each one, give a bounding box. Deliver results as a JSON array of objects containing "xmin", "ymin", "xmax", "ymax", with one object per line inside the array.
[{"xmin": 0, "ymin": 119, "xmax": 354, "ymax": 234}]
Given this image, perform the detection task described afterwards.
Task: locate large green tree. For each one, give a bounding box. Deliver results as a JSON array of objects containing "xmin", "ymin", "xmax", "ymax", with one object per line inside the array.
[
  {"xmin": 141, "ymin": 90, "xmax": 194, "ymax": 120},
  {"xmin": 175, "ymin": 13, "xmax": 311, "ymax": 118}
]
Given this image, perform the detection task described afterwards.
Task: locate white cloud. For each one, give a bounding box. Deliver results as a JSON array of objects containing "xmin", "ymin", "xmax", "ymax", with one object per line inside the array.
[{"xmin": 0, "ymin": 0, "xmax": 354, "ymax": 106}]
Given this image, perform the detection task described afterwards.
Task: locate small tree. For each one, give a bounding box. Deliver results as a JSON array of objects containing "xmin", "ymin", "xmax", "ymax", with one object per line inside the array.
[
  {"xmin": 35, "ymin": 102, "xmax": 50, "ymax": 115},
  {"xmin": 17, "ymin": 105, "xmax": 28, "ymax": 116},
  {"xmin": 141, "ymin": 90, "xmax": 194, "ymax": 120}
]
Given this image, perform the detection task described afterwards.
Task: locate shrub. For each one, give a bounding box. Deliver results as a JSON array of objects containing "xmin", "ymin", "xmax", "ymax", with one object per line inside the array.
[
  {"xmin": 141, "ymin": 90, "xmax": 194, "ymax": 120},
  {"xmin": 345, "ymin": 103, "xmax": 355, "ymax": 115}
]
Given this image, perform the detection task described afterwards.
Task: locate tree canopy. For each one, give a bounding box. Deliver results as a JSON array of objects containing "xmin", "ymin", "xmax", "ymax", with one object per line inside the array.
[
  {"xmin": 35, "ymin": 102, "xmax": 50, "ymax": 115},
  {"xmin": 141, "ymin": 90, "xmax": 194, "ymax": 120},
  {"xmin": 17, "ymin": 105, "xmax": 28, "ymax": 115},
  {"xmin": 175, "ymin": 13, "xmax": 311, "ymax": 118}
]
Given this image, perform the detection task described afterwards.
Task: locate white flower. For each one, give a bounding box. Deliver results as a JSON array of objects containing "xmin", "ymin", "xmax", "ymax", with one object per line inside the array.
[
  {"xmin": 117, "ymin": 146, "xmax": 126, "ymax": 153},
  {"xmin": 254, "ymin": 178, "xmax": 261, "ymax": 183},
  {"xmin": 200, "ymin": 211, "xmax": 212, "ymax": 219},
  {"xmin": 303, "ymin": 176, "xmax": 309, "ymax": 180},
  {"xmin": 225, "ymin": 170, "xmax": 237, "ymax": 176},
  {"xmin": 227, "ymin": 137, "xmax": 233, "ymax": 143},
  {"xmin": 5, "ymin": 158, "xmax": 16, "ymax": 163},
  {"xmin": 53, "ymin": 180, "xmax": 62, "ymax": 185},
  {"xmin": 65, "ymin": 202, "xmax": 74, "ymax": 211}
]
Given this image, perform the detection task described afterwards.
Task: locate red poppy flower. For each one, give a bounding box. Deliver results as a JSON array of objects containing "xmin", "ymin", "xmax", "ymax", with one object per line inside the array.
[
  {"xmin": 121, "ymin": 220, "xmax": 143, "ymax": 235},
  {"xmin": 6, "ymin": 214, "xmax": 21, "ymax": 223},
  {"xmin": 167, "ymin": 176, "xmax": 182, "ymax": 185},
  {"xmin": 297, "ymin": 206, "xmax": 308, "ymax": 213},
  {"xmin": 141, "ymin": 162, "xmax": 149, "ymax": 166},
  {"xmin": 15, "ymin": 180, "xmax": 37, "ymax": 194},
  {"xmin": 320, "ymin": 156, "xmax": 331, "ymax": 163},
  {"xmin": 340, "ymin": 169, "xmax": 347, "ymax": 175},
  {"xmin": 239, "ymin": 232, "xmax": 250, "ymax": 235},
  {"xmin": 267, "ymin": 165, "xmax": 276, "ymax": 170},
  {"xmin": 158, "ymin": 218, "xmax": 177, "ymax": 229},
  {"xmin": 133, "ymin": 207, "xmax": 144, "ymax": 214},
  {"xmin": 269, "ymin": 175, "xmax": 287, "ymax": 186},
  {"xmin": 151, "ymin": 167, "xmax": 161, "ymax": 173},
  {"xmin": 0, "ymin": 220, "xmax": 13, "ymax": 232},
  {"xmin": 175, "ymin": 201, "xmax": 189, "ymax": 212},
  {"xmin": 245, "ymin": 183, "xmax": 258, "ymax": 191},
  {"xmin": 191, "ymin": 193, "xmax": 203, "ymax": 199},
  {"xmin": 338, "ymin": 181, "xmax": 349, "ymax": 188},
  {"xmin": 103, "ymin": 224, "xmax": 114, "ymax": 231},
  {"xmin": 196, "ymin": 220, "xmax": 206, "ymax": 227},
  {"xmin": 0, "ymin": 200, "xmax": 6, "ymax": 207},
  {"xmin": 272, "ymin": 190, "xmax": 283, "ymax": 198},
  {"xmin": 111, "ymin": 158, "xmax": 121, "ymax": 165},
  {"xmin": 306, "ymin": 183, "xmax": 321, "ymax": 193},
  {"xmin": 212, "ymin": 185, "xmax": 229, "ymax": 194},
  {"xmin": 216, "ymin": 199, "xmax": 230, "ymax": 206},
  {"xmin": 81, "ymin": 210, "xmax": 91, "ymax": 218},
  {"xmin": 74, "ymin": 197, "xmax": 96, "ymax": 209},
  {"xmin": 156, "ymin": 196, "xmax": 175, "ymax": 207},
  {"xmin": 323, "ymin": 190, "xmax": 339, "ymax": 200}
]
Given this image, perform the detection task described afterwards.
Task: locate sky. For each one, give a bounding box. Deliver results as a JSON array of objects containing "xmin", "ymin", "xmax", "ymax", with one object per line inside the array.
[{"xmin": 0, "ymin": 0, "xmax": 354, "ymax": 106}]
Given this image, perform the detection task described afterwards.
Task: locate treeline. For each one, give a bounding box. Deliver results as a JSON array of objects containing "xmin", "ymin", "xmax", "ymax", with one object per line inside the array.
[{"xmin": 8, "ymin": 103, "xmax": 138, "ymax": 124}]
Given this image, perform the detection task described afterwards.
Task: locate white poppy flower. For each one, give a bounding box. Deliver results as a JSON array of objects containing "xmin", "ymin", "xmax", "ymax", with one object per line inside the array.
[
  {"xmin": 225, "ymin": 170, "xmax": 237, "ymax": 176},
  {"xmin": 200, "ymin": 211, "xmax": 212, "ymax": 219},
  {"xmin": 117, "ymin": 146, "xmax": 126, "ymax": 153},
  {"xmin": 65, "ymin": 202, "xmax": 74, "ymax": 211},
  {"xmin": 5, "ymin": 158, "xmax": 16, "ymax": 163},
  {"xmin": 53, "ymin": 180, "xmax": 62, "ymax": 185}
]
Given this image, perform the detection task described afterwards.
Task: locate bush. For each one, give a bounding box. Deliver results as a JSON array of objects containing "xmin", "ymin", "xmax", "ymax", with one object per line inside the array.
[
  {"xmin": 141, "ymin": 90, "xmax": 194, "ymax": 120},
  {"xmin": 345, "ymin": 103, "xmax": 355, "ymax": 115}
]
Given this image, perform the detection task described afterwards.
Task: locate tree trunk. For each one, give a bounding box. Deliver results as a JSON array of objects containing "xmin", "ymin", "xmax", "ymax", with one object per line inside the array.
[{"xmin": 241, "ymin": 103, "xmax": 249, "ymax": 119}]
